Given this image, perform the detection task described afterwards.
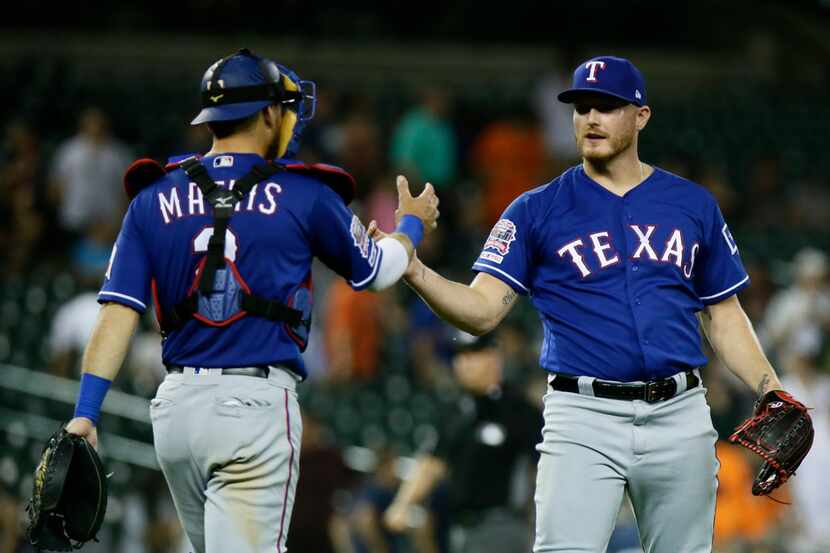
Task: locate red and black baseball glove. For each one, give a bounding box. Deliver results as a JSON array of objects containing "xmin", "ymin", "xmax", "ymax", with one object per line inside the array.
[{"xmin": 729, "ymin": 390, "xmax": 814, "ymax": 495}]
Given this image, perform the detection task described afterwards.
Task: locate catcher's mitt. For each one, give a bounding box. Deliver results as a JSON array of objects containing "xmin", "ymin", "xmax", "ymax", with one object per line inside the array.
[
  {"xmin": 729, "ymin": 390, "xmax": 814, "ymax": 496},
  {"xmin": 26, "ymin": 427, "xmax": 108, "ymax": 551}
]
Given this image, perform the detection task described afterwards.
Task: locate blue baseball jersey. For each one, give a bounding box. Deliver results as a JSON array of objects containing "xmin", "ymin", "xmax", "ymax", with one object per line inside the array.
[
  {"xmin": 473, "ymin": 165, "xmax": 748, "ymax": 381},
  {"xmin": 100, "ymin": 153, "xmax": 381, "ymax": 378}
]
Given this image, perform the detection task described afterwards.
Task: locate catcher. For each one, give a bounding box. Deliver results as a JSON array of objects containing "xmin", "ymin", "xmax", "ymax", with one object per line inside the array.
[{"xmin": 29, "ymin": 47, "xmax": 438, "ymax": 553}]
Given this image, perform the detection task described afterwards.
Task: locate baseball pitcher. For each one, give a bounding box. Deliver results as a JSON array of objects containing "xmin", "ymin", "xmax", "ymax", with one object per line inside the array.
[{"xmin": 374, "ymin": 56, "xmax": 813, "ymax": 553}]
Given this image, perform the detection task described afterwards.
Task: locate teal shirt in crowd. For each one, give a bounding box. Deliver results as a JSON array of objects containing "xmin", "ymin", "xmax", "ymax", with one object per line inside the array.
[{"xmin": 390, "ymin": 108, "xmax": 457, "ymax": 188}]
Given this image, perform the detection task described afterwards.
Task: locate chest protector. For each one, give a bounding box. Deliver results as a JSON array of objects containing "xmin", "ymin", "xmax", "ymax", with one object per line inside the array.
[
  {"xmin": 170, "ymin": 158, "xmax": 314, "ymax": 348},
  {"xmin": 149, "ymin": 158, "xmax": 313, "ymax": 350},
  {"xmin": 124, "ymin": 155, "xmax": 357, "ymax": 351}
]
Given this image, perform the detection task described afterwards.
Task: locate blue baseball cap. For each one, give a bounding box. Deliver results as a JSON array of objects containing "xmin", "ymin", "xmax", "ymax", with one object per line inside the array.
[{"xmin": 558, "ymin": 56, "xmax": 647, "ymax": 106}]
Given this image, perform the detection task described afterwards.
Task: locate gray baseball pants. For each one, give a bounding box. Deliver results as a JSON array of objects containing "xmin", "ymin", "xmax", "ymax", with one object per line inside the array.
[
  {"xmin": 149, "ymin": 367, "xmax": 302, "ymax": 553},
  {"xmin": 533, "ymin": 379, "xmax": 719, "ymax": 553}
]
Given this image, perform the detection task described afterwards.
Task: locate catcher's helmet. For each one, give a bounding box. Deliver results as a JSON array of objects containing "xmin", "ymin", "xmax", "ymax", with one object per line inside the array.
[{"xmin": 191, "ymin": 48, "xmax": 316, "ymax": 158}]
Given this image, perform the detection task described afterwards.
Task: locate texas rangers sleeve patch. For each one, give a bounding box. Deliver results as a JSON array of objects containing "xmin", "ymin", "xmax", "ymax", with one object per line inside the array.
[
  {"xmin": 350, "ymin": 215, "xmax": 371, "ymax": 259},
  {"xmin": 484, "ymin": 219, "xmax": 517, "ymax": 256}
]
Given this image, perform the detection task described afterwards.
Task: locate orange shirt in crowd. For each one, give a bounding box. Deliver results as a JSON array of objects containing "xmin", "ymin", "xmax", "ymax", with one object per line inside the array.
[
  {"xmin": 470, "ymin": 121, "xmax": 546, "ymax": 226},
  {"xmin": 323, "ymin": 279, "xmax": 382, "ymax": 380}
]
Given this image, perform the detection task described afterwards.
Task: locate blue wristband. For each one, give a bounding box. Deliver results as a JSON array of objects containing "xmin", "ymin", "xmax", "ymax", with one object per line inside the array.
[
  {"xmin": 396, "ymin": 214, "xmax": 425, "ymax": 249},
  {"xmin": 74, "ymin": 373, "xmax": 112, "ymax": 425}
]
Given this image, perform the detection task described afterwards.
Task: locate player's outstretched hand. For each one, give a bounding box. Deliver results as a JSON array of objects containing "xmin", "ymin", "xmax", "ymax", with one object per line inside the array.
[
  {"xmin": 395, "ymin": 175, "xmax": 439, "ymax": 233},
  {"xmin": 65, "ymin": 417, "xmax": 98, "ymax": 450}
]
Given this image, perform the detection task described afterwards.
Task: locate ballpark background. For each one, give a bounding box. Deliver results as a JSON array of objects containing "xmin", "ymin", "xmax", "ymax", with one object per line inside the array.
[{"xmin": 1, "ymin": 1, "xmax": 829, "ymax": 552}]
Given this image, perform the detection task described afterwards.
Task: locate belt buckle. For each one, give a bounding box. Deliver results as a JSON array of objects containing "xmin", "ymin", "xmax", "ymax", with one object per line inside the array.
[
  {"xmin": 644, "ymin": 379, "xmax": 675, "ymax": 403},
  {"xmin": 644, "ymin": 380, "xmax": 664, "ymax": 403}
]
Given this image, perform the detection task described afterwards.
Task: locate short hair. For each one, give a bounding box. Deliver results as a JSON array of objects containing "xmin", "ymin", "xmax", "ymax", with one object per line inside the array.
[{"xmin": 206, "ymin": 111, "xmax": 260, "ymax": 139}]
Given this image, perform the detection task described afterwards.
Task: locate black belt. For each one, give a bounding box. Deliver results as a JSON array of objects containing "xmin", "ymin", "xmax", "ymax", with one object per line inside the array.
[
  {"xmin": 165, "ymin": 364, "xmax": 270, "ymax": 378},
  {"xmin": 549, "ymin": 370, "xmax": 700, "ymax": 403}
]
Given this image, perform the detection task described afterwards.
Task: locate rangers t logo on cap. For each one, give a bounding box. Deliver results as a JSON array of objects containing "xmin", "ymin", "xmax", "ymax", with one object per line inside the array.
[
  {"xmin": 585, "ymin": 60, "xmax": 606, "ymax": 82},
  {"xmin": 558, "ymin": 56, "xmax": 648, "ymax": 107}
]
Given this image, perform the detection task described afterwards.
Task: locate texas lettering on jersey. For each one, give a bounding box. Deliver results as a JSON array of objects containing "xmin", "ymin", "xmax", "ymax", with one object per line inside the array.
[
  {"xmin": 473, "ymin": 165, "xmax": 749, "ymax": 382},
  {"xmin": 554, "ymin": 225, "xmax": 708, "ymax": 279}
]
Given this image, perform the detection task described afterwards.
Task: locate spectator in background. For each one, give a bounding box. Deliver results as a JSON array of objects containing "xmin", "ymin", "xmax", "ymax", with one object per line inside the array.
[
  {"xmin": 70, "ymin": 216, "xmax": 120, "ymax": 283},
  {"xmin": 384, "ymin": 332, "xmax": 540, "ymax": 553},
  {"xmin": 124, "ymin": 321, "xmax": 166, "ymax": 398},
  {"xmin": 534, "ymin": 61, "xmax": 579, "ymax": 168},
  {"xmin": 778, "ymin": 333, "xmax": 830, "ymax": 550},
  {"xmin": 404, "ymin": 295, "xmax": 454, "ymax": 394},
  {"xmin": 390, "ymin": 87, "xmax": 457, "ymax": 190},
  {"xmin": 0, "ymin": 121, "xmax": 48, "ymax": 275},
  {"xmin": 755, "ymin": 248, "xmax": 830, "ymax": 550},
  {"xmin": 323, "ymin": 279, "xmax": 384, "ymax": 382},
  {"xmin": 48, "ymin": 217, "xmax": 119, "ymax": 378},
  {"xmin": 49, "ymin": 107, "xmax": 131, "ymax": 234},
  {"xmin": 468, "ymin": 106, "xmax": 547, "ymax": 225},
  {"xmin": 350, "ymin": 449, "xmax": 408, "ymax": 553},
  {"xmin": 760, "ymin": 248, "xmax": 830, "ymax": 362},
  {"xmin": 336, "ymin": 112, "xmax": 385, "ymax": 200},
  {"xmin": 48, "ymin": 288, "xmax": 100, "ymax": 378},
  {"xmin": 288, "ymin": 413, "xmax": 358, "ymax": 553},
  {"xmin": 482, "ymin": 319, "xmax": 539, "ymax": 386}
]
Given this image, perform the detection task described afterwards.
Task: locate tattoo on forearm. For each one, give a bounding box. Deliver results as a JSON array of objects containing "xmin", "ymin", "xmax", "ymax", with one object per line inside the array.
[
  {"xmin": 757, "ymin": 374, "xmax": 771, "ymax": 396},
  {"xmin": 502, "ymin": 290, "xmax": 516, "ymax": 305}
]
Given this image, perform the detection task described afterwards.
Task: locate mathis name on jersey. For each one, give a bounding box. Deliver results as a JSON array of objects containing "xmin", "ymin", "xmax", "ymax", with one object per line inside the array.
[{"xmin": 157, "ymin": 180, "xmax": 282, "ymax": 224}]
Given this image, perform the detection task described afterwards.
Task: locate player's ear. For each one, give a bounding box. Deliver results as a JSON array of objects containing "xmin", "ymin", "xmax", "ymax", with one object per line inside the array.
[{"xmin": 636, "ymin": 105, "xmax": 651, "ymax": 132}]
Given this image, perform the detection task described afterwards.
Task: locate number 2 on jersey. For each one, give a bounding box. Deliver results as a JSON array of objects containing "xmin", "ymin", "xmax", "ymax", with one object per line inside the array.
[{"xmin": 192, "ymin": 227, "xmax": 239, "ymax": 260}]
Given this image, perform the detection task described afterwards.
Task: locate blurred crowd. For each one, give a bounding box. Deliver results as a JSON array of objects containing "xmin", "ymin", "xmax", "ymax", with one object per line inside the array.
[{"xmin": 1, "ymin": 62, "xmax": 829, "ymax": 553}]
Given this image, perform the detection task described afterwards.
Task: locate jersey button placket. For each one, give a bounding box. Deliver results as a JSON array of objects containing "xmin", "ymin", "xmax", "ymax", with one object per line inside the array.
[{"xmin": 621, "ymin": 197, "xmax": 649, "ymax": 372}]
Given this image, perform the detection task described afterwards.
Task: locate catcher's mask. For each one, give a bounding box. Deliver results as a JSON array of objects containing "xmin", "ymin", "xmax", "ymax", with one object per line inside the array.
[{"xmin": 191, "ymin": 48, "xmax": 316, "ymax": 158}]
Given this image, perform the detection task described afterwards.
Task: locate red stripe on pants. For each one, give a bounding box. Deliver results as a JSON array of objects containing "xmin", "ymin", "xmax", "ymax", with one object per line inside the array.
[{"xmin": 276, "ymin": 389, "xmax": 295, "ymax": 553}]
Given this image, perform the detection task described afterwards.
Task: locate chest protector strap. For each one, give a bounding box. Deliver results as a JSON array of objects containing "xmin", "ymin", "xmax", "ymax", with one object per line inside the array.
[{"xmin": 162, "ymin": 158, "xmax": 306, "ymax": 333}]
